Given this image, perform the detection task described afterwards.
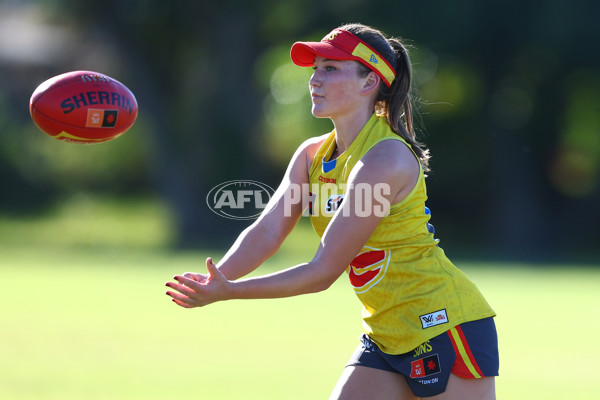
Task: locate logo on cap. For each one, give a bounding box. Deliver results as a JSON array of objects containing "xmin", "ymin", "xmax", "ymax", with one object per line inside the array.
[
  {"xmin": 369, "ymin": 54, "xmax": 379, "ymax": 64},
  {"xmin": 323, "ymin": 31, "xmax": 339, "ymax": 41}
]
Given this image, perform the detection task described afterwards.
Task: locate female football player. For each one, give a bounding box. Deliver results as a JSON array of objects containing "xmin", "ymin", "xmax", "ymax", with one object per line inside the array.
[{"xmin": 165, "ymin": 23, "xmax": 499, "ymax": 399}]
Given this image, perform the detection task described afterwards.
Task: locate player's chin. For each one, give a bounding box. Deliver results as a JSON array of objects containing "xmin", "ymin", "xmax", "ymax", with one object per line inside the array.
[{"xmin": 311, "ymin": 105, "xmax": 329, "ymax": 119}]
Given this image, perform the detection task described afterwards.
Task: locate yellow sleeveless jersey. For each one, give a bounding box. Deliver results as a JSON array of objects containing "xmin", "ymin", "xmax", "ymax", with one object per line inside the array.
[{"xmin": 308, "ymin": 113, "xmax": 495, "ymax": 354}]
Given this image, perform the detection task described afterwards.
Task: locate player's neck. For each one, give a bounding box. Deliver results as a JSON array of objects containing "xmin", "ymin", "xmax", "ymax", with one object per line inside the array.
[{"xmin": 331, "ymin": 108, "xmax": 374, "ymax": 153}]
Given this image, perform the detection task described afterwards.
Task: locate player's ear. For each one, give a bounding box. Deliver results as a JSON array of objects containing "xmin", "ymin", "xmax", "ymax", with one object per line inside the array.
[{"xmin": 361, "ymin": 72, "xmax": 380, "ymax": 95}]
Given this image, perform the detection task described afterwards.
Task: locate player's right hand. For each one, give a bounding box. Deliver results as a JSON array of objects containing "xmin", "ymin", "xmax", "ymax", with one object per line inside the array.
[{"xmin": 182, "ymin": 272, "xmax": 208, "ymax": 284}]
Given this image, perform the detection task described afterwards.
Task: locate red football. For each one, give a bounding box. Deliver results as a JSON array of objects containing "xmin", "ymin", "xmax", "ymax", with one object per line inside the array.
[{"xmin": 29, "ymin": 70, "xmax": 138, "ymax": 144}]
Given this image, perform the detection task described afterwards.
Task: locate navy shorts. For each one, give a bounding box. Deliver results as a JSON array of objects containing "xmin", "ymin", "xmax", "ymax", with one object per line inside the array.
[{"xmin": 347, "ymin": 317, "xmax": 499, "ymax": 397}]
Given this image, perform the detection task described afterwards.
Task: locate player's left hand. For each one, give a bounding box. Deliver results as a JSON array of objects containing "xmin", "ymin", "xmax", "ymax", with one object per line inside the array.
[{"xmin": 165, "ymin": 257, "xmax": 232, "ymax": 308}]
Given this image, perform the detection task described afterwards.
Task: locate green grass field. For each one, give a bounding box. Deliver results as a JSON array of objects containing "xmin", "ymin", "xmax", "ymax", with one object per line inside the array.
[{"xmin": 1, "ymin": 196, "xmax": 598, "ymax": 399}]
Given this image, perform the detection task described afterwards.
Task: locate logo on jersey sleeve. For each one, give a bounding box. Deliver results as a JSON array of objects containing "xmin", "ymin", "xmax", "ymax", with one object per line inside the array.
[{"xmin": 348, "ymin": 248, "xmax": 390, "ymax": 294}]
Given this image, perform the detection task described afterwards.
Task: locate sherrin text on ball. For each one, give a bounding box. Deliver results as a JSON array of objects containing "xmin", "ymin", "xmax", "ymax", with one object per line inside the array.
[{"xmin": 29, "ymin": 70, "xmax": 138, "ymax": 144}]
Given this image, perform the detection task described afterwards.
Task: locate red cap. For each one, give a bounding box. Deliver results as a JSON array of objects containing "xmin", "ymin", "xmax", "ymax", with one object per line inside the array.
[{"xmin": 290, "ymin": 29, "xmax": 396, "ymax": 87}]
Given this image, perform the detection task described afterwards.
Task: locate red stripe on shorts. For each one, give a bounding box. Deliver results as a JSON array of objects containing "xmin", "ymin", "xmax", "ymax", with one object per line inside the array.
[{"xmin": 447, "ymin": 325, "xmax": 485, "ymax": 378}]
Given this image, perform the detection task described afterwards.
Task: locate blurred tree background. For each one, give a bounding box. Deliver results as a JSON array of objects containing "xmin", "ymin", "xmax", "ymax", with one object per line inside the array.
[{"xmin": 0, "ymin": 0, "xmax": 598, "ymax": 260}]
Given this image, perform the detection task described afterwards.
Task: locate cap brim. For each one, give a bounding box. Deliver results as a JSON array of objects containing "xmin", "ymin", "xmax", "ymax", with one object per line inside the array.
[{"xmin": 290, "ymin": 41, "xmax": 355, "ymax": 67}]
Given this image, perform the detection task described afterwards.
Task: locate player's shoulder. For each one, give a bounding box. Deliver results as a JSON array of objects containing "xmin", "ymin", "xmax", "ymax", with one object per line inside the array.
[
  {"xmin": 295, "ymin": 133, "xmax": 330, "ymax": 161},
  {"xmin": 352, "ymin": 138, "xmax": 420, "ymax": 192},
  {"xmin": 300, "ymin": 133, "xmax": 330, "ymax": 152},
  {"xmin": 283, "ymin": 133, "xmax": 331, "ymax": 179},
  {"xmin": 363, "ymin": 138, "xmax": 419, "ymax": 172}
]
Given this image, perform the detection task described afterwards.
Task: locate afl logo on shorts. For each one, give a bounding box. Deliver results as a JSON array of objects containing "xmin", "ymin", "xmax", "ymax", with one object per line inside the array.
[{"xmin": 348, "ymin": 247, "xmax": 390, "ymax": 294}]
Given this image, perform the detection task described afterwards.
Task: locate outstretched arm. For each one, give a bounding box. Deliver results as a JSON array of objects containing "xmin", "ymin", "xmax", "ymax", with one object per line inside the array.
[
  {"xmin": 176, "ymin": 135, "xmax": 325, "ymax": 285},
  {"xmin": 166, "ymin": 140, "xmax": 419, "ymax": 308},
  {"xmin": 179, "ymin": 186, "xmax": 302, "ymax": 285}
]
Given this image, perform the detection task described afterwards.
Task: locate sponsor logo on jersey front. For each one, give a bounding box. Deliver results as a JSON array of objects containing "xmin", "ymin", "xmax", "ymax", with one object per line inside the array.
[
  {"xmin": 318, "ymin": 175, "xmax": 337, "ymax": 184},
  {"xmin": 325, "ymin": 194, "xmax": 344, "ymax": 213}
]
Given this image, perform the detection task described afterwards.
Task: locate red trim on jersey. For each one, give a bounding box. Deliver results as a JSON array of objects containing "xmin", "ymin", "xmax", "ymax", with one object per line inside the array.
[{"xmin": 348, "ymin": 250, "xmax": 385, "ymax": 288}]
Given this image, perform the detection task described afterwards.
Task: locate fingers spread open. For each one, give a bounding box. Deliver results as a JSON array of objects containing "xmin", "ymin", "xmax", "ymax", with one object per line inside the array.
[
  {"xmin": 173, "ymin": 275, "xmax": 201, "ymax": 289},
  {"xmin": 165, "ymin": 280, "xmax": 196, "ymax": 298}
]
